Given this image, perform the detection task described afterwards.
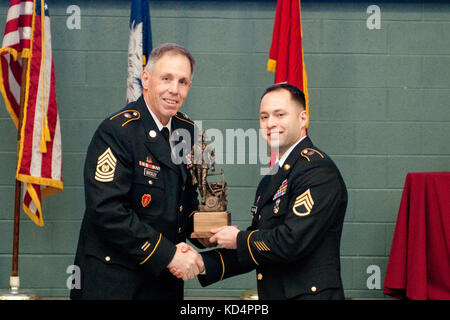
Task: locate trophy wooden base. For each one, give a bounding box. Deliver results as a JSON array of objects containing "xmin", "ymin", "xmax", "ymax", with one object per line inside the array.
[{"xmin": 190, "ymin": 211, "xmax": 230, "ymax": 238}]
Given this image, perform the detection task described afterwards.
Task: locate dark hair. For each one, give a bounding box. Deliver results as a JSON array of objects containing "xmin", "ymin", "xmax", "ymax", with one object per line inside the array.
[
  {"xmin": 146, "ymin": 43, "xmax": 196, "ymax": 78},
  {"xmin": 260, "ymin": 82, "xmax": 306, "ymax": 109}
]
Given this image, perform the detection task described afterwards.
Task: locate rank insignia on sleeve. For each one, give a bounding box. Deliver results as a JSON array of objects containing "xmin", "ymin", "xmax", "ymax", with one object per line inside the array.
[
  {"xmin": 141, "ymin": 194, "xmax": 152, "ymax": 207},
  {"xmin": 95, "ymin": 147, "xmax": 117, "ymax": 182},
  {"xmin": 273, "ymin": 179, "xmax": 288, "ymax": 200},
  {"xmin": 293, "ymin": 189, "xmax": 314, "ymax": 217},
  {"xmin": 254, "ymin": 241, "xmax": 270, "ymax": 252},
  {"xmin": 141, "ymin": 241, "xmax": 151, "ymax": 251}
]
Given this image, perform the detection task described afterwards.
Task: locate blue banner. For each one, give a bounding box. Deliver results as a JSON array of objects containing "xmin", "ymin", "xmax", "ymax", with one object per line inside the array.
[{"xmin": 127, "ymin": 0, "xmax": 152, "ymax": 103}]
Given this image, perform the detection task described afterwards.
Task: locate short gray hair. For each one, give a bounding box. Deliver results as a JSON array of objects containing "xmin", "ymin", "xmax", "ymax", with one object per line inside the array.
[{"xmin": 145, "ymin": 43, "xmax": 196, "ymax": 79}]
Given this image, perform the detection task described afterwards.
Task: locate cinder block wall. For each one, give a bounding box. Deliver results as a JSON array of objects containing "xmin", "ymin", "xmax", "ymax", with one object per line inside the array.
[{"xmin": 0, "ymin": 0, "xmax": 448, "ymax": 298}]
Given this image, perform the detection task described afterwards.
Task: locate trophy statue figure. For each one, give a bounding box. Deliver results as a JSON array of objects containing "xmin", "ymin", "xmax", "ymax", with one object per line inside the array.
[{"xmin": 189, "ymin": 130, "xmax": 230, "ymax": 238}]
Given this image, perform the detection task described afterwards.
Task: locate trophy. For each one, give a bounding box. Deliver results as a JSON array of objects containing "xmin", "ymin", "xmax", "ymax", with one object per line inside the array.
[{"xmin": 189, "ymin": 130, "xmax": 230, "ymax": 238}]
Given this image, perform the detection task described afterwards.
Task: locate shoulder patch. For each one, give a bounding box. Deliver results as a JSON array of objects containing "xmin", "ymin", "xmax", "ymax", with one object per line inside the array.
[
  {"xmin": 109, "ymin": 109, "xmax": 140, "ymax": 127},
  {"xmin": 95, "ymin": 147, "xmax": 117, "ymax": 182},
  {"xmin": 293, "ymin": 189, "xmax": 314, "ymax": 217},
  {"xmin": 300, "ymin": 148, "xmax": 325, "ymax": 162}
]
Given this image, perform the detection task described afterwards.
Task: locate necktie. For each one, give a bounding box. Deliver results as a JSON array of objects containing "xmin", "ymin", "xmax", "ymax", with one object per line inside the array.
[{"xmin": 160, "ymin": 127, "xmax": 170, "ymax": 145}]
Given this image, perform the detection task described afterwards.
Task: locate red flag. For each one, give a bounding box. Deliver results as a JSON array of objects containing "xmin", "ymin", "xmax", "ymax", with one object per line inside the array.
[
  {"xmin": 267, "ymin": 0, "xmax": 309, "ymax": 166},
  {"xmin": 0, "ymin": 0, "xmax": 63, "ymax": 227}
]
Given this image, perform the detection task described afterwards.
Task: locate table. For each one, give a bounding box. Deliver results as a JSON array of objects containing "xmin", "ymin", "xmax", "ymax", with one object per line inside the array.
[{"xmin": 384, "ymin": 172, "xmax": 450, "ymax": 300}]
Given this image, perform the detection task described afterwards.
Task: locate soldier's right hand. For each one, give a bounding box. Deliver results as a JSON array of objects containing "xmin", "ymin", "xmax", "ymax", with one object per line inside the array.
[{"xmin": 167, "ymin": 243, "xmax": 204, "ymax": 280}]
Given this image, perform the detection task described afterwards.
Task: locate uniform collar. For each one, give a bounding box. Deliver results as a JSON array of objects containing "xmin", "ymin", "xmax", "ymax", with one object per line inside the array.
[
  {"xmin": 257, "ymin": 136, "xmax": 314, "ymax": 208},
  {"xmin": 275, "ymin": 135, "xmax": 308, "ymax": 167},
  {"xmin": 143, "ymin": 97, "xmax": 172, "ymax": 134},
  {"xmin": 132, "ymin": 96, "xmax": 180, "ymax": 173}
]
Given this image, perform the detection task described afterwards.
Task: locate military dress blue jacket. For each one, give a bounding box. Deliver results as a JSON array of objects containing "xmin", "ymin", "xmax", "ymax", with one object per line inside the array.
[{"xmin": 71, "ymin": 96, "xmax": 199, "ymax": 299}]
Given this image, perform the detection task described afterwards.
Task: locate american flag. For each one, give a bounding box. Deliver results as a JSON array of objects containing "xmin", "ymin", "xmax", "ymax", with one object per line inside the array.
[{"xmin": 0, "ymin": 0, "xmax": 63, "ymax": 227}]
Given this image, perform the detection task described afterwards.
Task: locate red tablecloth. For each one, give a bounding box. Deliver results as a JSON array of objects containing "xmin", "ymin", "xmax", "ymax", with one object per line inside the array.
[{"xmin": 384, "ymin": 172, "xmax": 450, "ymax": 300}]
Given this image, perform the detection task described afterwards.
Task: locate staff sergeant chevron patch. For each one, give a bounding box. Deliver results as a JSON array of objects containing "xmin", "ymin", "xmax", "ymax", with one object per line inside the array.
[
  {"xmin": 293, "ymin": 189, "xmax": 314, "ymax": 217},
  {"xmin": 95, "ymin": 147, "xmax": 117, "ymax": 182}
]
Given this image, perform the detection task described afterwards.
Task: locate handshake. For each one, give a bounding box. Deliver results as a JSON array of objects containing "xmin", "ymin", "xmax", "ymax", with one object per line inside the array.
[
  {"xmin": 167, "ymin": 226, "xmax": 240, "ymax": 280},
  {"xmin": 167, "ymin": 242, "xmax": 205, "ymax": 280}
]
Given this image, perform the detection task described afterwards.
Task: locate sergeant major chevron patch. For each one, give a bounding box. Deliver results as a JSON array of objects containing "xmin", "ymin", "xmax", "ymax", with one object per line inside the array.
[{"xmin": 95, "ymin": 147, "xmax": 117, "ymax": 182}]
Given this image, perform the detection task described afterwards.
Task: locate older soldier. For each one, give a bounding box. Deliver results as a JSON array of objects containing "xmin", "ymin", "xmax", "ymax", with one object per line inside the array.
[{"xmin": 71, "ymin": 43, "xmax": 204, "ymax": 300}]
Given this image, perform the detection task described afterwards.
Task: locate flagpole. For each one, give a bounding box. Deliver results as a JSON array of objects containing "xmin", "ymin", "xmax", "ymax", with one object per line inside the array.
[
  {"xmin": 0, "ymin": 57, "xmax": 37, "ymax": 300},
  {"xmin": 10, "ymin": 55, "xmax": 28, "ymax": 291}
]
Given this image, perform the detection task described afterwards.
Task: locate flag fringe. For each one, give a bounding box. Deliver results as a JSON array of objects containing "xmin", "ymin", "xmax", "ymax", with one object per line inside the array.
[
  {"xmin": 0, "ymin": 62, "xmax": 20, "ymax": 127},
  {"xmin": 23, "ymin": 183, "xmax": 44, "ymax": 227},
  {"xmin": 0, "ymin": 47, "xmax": 19, "ymax": 60},
  {"xmin": 267, "ymin": 58, "xmax": 277, "ymax": 73},
  {"xmin": 16, "ymin": 173, "xmax": 63, "ymax": 192},
  {"xmin": 40, "ymin": 117, "xmax": 51, "ymax": 153}
]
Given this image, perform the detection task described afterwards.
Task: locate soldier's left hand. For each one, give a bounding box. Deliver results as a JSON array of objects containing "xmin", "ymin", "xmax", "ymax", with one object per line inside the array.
[{"xmin": 209, "ymin": 226, "xmax": 240, "ymax": 249}]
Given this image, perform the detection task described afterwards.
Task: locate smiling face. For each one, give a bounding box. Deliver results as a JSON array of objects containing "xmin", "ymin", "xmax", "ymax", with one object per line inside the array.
[
  {"xmin": 259, "ymin": 88, "xmax": 308, "ymax": 158},
  {"xmin": 141, "ymin": 51, "xmax": 192, "ymax": 125}
]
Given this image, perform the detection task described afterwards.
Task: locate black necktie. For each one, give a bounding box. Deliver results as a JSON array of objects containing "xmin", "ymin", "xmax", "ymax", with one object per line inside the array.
[{"xmin": 160, "ymin": 127, "xmax": 170, "ymax": 145}]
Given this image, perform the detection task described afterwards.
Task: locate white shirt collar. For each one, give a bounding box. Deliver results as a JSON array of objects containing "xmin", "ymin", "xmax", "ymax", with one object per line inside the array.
[
  {"xmin": 144, "ymin": 98, "xmax": 172, "ymax": 133},
  {"xmin": 276, "ymin": 135, "xmax": 307, "ymax": 167}
]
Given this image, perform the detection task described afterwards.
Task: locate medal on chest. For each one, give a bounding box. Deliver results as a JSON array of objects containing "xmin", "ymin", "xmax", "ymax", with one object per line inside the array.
[
  {"xmin": 273, "ymin": 198, "xmax": 281, "ymax": 214},
  {"xmin": 273, "ymin": 179, "xmax": 288, "ymax": 200},
  {"xmin": 272, "ymin": 179, "xmax": 288, "ymax": 214}
]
